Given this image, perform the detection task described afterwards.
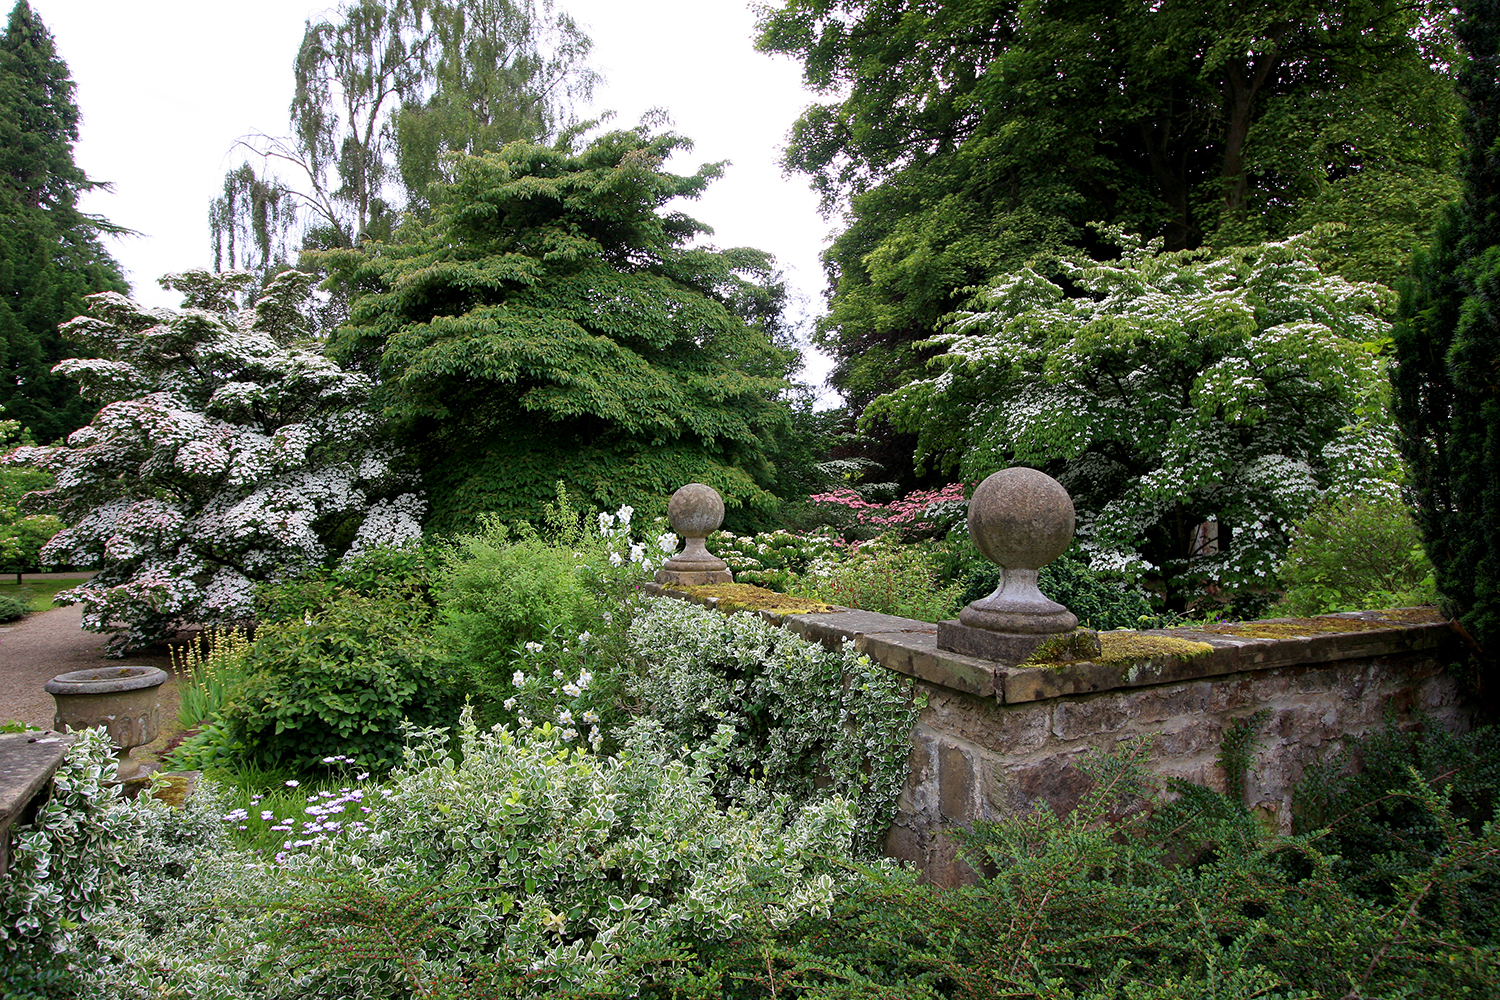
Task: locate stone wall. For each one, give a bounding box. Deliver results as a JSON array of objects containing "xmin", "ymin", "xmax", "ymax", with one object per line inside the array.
[{"xmin": 642, "ymin": 585, "xmax": 1475, "ymax": 885}]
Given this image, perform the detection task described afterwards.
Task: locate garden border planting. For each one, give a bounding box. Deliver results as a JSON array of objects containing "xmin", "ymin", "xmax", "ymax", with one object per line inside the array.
[{"xmin": 643, "ymin": 583, "xmax": 1475, "ymax": 884}]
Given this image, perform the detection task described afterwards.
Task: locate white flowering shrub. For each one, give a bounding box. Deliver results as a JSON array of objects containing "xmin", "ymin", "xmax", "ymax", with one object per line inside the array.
[
  {"xmin": 79, "ymin": 714, "xmax": 858, "ymax": 999},
  {"xmin": 704, "ymin": 528, "xmax": 843, "ymax": 590},
  {"xmin": 867, "ymin": 230, "xmax": 1403, "ymax": 608},
  {"xmin": 9, "ymin": 270, "xmax": 423, "ymax": 651},
  {"xmin": 0, "ymin": 729, "xmax": 141, "ymax": 993},
  {"xmin": 629, "ymin": 596, "xmax": 922, "ymax": 854}
]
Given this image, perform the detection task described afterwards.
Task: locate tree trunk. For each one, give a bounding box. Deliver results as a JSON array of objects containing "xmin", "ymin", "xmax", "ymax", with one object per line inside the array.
[{"xmin": 1220, "ymin": 27, "xmax": 1289, "ymax": 215}]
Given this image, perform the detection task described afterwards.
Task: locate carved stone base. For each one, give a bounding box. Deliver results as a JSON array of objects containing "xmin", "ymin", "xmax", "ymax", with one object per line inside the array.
[
  {"xmin": 654, "ymin": 566, "xmax": 734, "ymax": 587},
  {"xmin": 937, "ymin": 621, "xmax": 1100, "ymax": 665}
]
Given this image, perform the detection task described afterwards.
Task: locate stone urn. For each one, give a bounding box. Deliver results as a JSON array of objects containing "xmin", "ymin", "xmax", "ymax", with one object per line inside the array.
[
  {"xmin": 45, "ymin": 665, "xmax": 167, "ymax": 780},
  {"xmin": 655, "ymin": 483, "xmax": 734, "ymax": 586}
]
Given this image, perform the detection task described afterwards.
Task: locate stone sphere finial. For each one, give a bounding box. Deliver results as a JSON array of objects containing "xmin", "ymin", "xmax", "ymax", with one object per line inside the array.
[
  {"xmin": 958, "ymin": 467, "xmax": 1078, "ymax": 635},
  {"xmin": 655, "ymin": 483, "xmax": 734, "ymax": 586},
  {"xmin": 667, "ymin": 482, "xmax": 725, "ymax": 539}
]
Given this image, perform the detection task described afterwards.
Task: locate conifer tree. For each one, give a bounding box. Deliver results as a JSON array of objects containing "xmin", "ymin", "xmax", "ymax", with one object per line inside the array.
[
  {"xmin": 0, "ymin": 0, "xmax": 127, "ymax": 443},
  {"xmin": 1392, "ymin": 0, "xmax": 1500, "ymax": 692}
]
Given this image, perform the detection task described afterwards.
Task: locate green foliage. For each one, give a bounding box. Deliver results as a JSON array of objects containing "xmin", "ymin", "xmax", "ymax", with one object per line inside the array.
[
  {"xmin": 0, "ymin": 729, "xmax": 140, "ymax": 985},
  {"xmin": 871, "ymin": 232, "xmax": 1402, "ymax": 610},
  {"xmin": 1275, "ymin": 496, "xmax": 1435, "ymax": 616},
  {"xmin": 0, "ymin": 0, "xmax": 130, "ymax": 444},
  {"xmin": 1392, "ymin": 0, "xmax": 1500, "ymax": 688},
  {"xmin": 792, "ymin": 536, "xmax": 962, "ymax": 622},
  {"xmin": 221, "ymin": 592, "xmax": 460, "ymax": 772},
  {"xmin": 0, "ymin": 589, "xmax": 26, "ymax": 621},
  {"xmin": 172, "ymin": 626, "xmax": 253, "ymax": 729},
  {"xmin": 1295, "ymin": 720, "xmax": 1500, "ymax": 942},
  {"xmin": 706, "ymin": 528, "xmax": 842, "ymax": 590},
  {"xmin": 958, "ymin": 553, "xmax": 1178, "ymax": 632},
  {"xmin": 629, "ymin": 597, "xmax": 922, "ymax": 854},
  {"xmin": 758, "ymin": 0, "xmax": 1460, "ymax": 470},
  {"xmin": 321, "ymin": 128, "xmax": 799, "ymax": 532},
  {"xmin": 255, "ymin": 542, "xmax": 434, "ymax": 626}
]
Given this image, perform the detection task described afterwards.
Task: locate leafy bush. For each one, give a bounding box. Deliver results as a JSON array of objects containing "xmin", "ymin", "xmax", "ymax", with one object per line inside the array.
[
  {"xmin": 630, "ymin": 597, "xmax": 921, "ymax": 853},
  {"xmin": 793, "ymin": 535, "xmax": 964, "ymax": 621},
  {"xmin": 1295, "ymin": 719, "xmax": 1500, "ymax": 942},
  {"xmin": 172, "ymin": 626, "xmax": 253, "ymax": 729},
  {"xmin": 256, "ymin": 542, "xmax": 434, "ymax": 626},
  {"xmin": 219, "ymin": 593, "xmax": 460, "ymax": 772},
  {"xmin": 0, "ymin": 591, "xmax": 27, "ymax": 622},
  {"xmin": 0, "ymin": 729, "xmax": 140, "ymax": 994},
  {"xmin": 1275, "ymin": 495, "xmax": 1435, "ymax": 616},
  {"xmin": 705, "ymin": 527, "xmax": 842, "ymax": 590},
  {"xmin": 84, "ymin": 714, "xmax": 858, "ymax": 999},
  {"xmin": 959, "ymin": 553, "xmax": 1178, "ymax": 631}
]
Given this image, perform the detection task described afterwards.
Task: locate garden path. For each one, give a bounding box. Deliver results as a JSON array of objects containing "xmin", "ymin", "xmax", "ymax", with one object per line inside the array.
[{"xmin": 0, "ymin": 605, "xmax": 178, "ymax": 730}]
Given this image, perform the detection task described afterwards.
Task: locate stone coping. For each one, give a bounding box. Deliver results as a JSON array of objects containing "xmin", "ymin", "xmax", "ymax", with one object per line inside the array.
[
  {"xmin": 0, "ymin": 730, "xmax": 74, "ymax": 874},
  {"xmin": 640, "ymin": 583, "xmax": 1460, "ymax": 704}
]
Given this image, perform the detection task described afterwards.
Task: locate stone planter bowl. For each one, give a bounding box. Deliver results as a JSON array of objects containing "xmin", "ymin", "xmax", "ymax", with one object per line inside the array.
[{"xmin": 45, "ymin": 666, "xmax": 167, "ymax": 764}]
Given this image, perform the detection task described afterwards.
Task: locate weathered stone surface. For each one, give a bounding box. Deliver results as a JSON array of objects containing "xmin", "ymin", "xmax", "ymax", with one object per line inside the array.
[
  {"xmin": 937, "ymin": 620, "xmax": 1053, "ymax": 663},
  {"xmin": 860, "ymin": 631, "xmax": 999, "ymax": 698},
  {"xmin": 46, "ymin": 666, "xmax": 166, "ymax": 751},
  {"xmin": 1051, "ymin": 695, "xmax": 1131, "ymax": 741},
  {"xmin": 0, "ymin": 731, "xmax": 72, "ymax": 874},
  {"xmin": 957, "ymin": 468, "xmax": 1079, "ymax": 635},
  {"xmin": 656, "ymin": 483, "xmax": 732, "ymax": 586}
]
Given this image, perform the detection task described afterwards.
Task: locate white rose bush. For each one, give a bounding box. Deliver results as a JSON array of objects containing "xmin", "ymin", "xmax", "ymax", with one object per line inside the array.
[
  {"xmin": 10, "ymin": 269, "xmax": 423, "ymax": 651},
  {"xmin": 868, "ymin": 229, "xmax": 1403, "ymax": 608}
]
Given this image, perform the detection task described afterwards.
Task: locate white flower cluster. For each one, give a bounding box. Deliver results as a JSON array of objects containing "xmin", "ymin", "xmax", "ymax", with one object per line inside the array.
[{"xmin": 11, "ymin": 270, "xmax": 425, "ymax": 651}]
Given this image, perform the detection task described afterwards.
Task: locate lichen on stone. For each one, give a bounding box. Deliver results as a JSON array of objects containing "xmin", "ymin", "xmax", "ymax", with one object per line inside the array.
[
  {"xmin": 675, "ymin": 583, "xmax": 834, "ymax": 615},
  {"xmin": 1197, "ymin": 616, "xmax": 1395, "ymax": 639}
]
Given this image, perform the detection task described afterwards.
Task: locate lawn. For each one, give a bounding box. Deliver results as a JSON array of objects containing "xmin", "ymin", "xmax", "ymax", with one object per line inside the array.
[{"xmin": 0, "ymin": 577, "xmax": 85, "ymax": 613}]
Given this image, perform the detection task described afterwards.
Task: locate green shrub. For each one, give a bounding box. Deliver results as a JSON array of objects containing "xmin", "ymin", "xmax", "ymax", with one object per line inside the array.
[
  {"xmin": 793, "ymin": 535, "xmax": 964, "ymax": 621},
  {"xmin": 1275, "ymin": 495, "xmax": 1435, "ymax": 616},
  {"xmin": 0, "ymin": 591, "xmax": 27, "ymax": 622},
  {"xmin": 959, "ymin": 553, "xmax": 1176, "ymax": 631},
  {"xmin": 705, "ymin": 528, "xmax": 842, "ymax": 590},
  {"xmin": 256, "ymin": 542, "xmax": 434, "ymax": 626},
  {"xmin": 630, "ymin": 597, "xmax": 921, "ymax": 854},
  {"xmin": 220, "ymin": 593, "xmax": 460, "ymax": 772},
  {"xmin": 0, "ymin": 729, "xmax": 140, "ymax": 993}
]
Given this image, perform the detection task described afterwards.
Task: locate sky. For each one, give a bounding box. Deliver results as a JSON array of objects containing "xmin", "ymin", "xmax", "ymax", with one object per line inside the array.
[{"xmin": 28, "ymin": 0, "xmax": 840, "ymax": 398}]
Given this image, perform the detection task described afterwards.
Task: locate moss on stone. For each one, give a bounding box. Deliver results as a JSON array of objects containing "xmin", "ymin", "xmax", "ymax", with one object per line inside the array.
[
  {"xmin": 1025, "ymin": 631, "xmax": 1214, "ymax": 667},
  {"xmin": 1198, "ymin": 616, "xmax": 1394, "ymax": 639},
  {"xmin": 1369, "ymin": 606, "xmax": 1446, "ymax": 625},
  {"xmin": 676, "ymin": 583, "xmax": 834, "ymax": 615},
  {"xmin": 1021, "ymin": 629, "xmax": 1103, "ymax": 665}
]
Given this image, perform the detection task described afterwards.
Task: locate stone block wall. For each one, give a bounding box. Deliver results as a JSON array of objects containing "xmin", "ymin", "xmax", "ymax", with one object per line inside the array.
[{"xmin": 641, "ymin": 585, "xmax": 1475, "ymax": 886}]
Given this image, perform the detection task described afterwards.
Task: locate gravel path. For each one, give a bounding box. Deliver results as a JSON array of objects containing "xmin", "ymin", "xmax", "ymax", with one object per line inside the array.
[{"xmin": 0, "ymin": 605, "xmax": 180, "ymax": 730}]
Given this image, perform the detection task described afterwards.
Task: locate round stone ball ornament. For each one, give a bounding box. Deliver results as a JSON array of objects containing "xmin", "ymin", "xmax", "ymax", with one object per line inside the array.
[
  {"xmin": 654, "ymin": 483, "xmax": 734, "ymax": 586},
  {"xmin": 959, "ymin": 467, "xmax": 1078, "ymax": 634}
]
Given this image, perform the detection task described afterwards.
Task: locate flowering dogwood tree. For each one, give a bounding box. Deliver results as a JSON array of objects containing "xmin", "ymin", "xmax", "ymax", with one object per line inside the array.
[
  {"xmin": 867, "ymin": 231, "xmax": 1402, "ymax": 608},
  {"xmin": 10, "ymin": 269, "xmax": 423, "ymax": 651}
]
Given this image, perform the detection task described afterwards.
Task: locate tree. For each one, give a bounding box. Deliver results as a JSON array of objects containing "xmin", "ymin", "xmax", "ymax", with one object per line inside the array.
[
  {"xmin": 1392, "ymin": 0, "xmax": 1500, "ymax": 691},
  {"xmin": 757, "ymin": 0, "xmax": 1462, "ymax": 473},
  {"xmin": 868, "ymin": 231, "xmax": 1401, "ymax": 610},
  {"xmin": 211, "ymin": 0, "xmax": 597, "ymax": 276},
  {"xmin": 320, "ymin": 128, "xmax": 800, "ymax": 533},
  {"xmin": 0, "ymin": 0, "xmax": 128, "ymax": 443},
  {"xmin": 9, "ymin": 269, "xmax": 423, "ymax": 652}
]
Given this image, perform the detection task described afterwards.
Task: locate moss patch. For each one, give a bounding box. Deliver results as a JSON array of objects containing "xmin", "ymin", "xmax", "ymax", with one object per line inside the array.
[
  {"xmin": 1368, "ymin": 606, "xmax": 1446, "ymax": 625},
  {"xmin": 147, "ymin": 772, "xmax": 198, "ymax": 808},
  {"xmin": 1025, "ymin": 631, "xmax": 1214, "ymax": 667},
  {"xmin": 675, "ymin": 583, "xmax": 834, "ymax": 616},
  {"xmin": 1198, "ymin": 616, "xmax": 1394, "ymax": 639}
]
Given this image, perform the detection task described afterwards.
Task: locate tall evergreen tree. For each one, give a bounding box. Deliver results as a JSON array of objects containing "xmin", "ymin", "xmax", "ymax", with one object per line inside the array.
[
  {"xmin": 0, "ymin": 0, "xmax": 127, "ymax": 443},
  {"xmin": 1393, "ymin": 0, "xmax": 1500, "ymax": 695}
]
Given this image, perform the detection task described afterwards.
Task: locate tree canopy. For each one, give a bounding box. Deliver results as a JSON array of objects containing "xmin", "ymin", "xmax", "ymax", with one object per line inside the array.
[
  {"xmin": 869, "ymin": 231, "xmax": 1401, "ymax": 610},
  {"xmin": 0, "ymin": 0, "xmax": 128, "ymax": 443},
  {"xmin": 211, "ymin": 0, "xmax": 598, "ymax": 285},
  {"xmin": 1392, "ymin": 0, "xmax": 1500, "ymax": 692},
  {"xmin": 321, "ymin": 128, "xmax": 799, "ymax": 532},
  {"xmin": 757, "ymin": 0, "xmax": 1462, "ymax": 447}
]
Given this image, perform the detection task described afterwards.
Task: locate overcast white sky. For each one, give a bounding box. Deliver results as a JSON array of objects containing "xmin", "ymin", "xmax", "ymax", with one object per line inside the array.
[{"xmin": 28, "ymin": 0, "xmax": 839, "ymax": 397}]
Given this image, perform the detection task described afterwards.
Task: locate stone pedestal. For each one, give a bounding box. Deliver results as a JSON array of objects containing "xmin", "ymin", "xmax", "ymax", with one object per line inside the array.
[
  {"xmin": 938, "ymin": 467, "xmax": 1087, "ymax": 664},
  {"xmin": 655, "ymin": 483, "xmax": 733, "ymax": 587}
]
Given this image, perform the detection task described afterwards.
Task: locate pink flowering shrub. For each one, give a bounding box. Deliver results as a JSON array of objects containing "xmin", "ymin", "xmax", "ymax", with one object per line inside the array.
[
  {"xmin": 8, "ymin": 270, "xmax": 423, "ymax": 652},
  {"xmin": 808, "ymin": 483, "xmax": 968, "ymax": 536}
]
